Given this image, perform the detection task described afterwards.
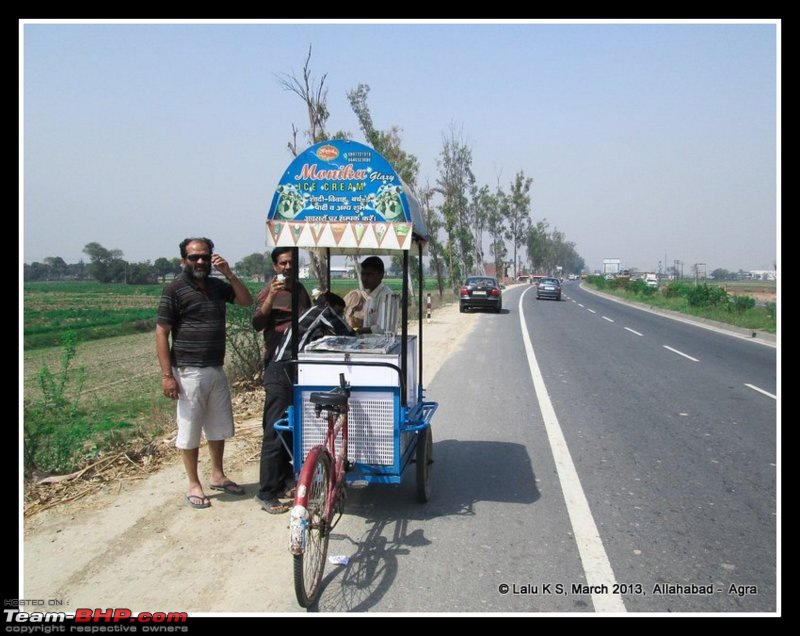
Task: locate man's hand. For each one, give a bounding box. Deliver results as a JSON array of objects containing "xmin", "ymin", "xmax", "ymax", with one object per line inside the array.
[
  {"xmin": 162, "ymin": 375, "xmax": 179, "ymax": 400},
  {"xmin": 211, "ymin": 253, "xmax": 232, "ymax": 277}
]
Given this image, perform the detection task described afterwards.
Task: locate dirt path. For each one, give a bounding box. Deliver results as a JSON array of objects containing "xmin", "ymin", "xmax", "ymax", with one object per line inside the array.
[{"xmin": 21, "ymin": 299, "xmax": 480, "ymax": 614}]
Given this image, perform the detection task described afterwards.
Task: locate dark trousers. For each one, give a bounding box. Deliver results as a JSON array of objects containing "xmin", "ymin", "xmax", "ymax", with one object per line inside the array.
[{"xmin": 258, "ymin": 361, "xmax": 294, "ymax": 500}]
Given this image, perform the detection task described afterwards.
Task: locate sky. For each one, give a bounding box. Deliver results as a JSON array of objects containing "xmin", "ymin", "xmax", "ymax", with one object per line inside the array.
[{"xmin": 20, "ymin": 19, "xmax": 779, "ymax": 274}]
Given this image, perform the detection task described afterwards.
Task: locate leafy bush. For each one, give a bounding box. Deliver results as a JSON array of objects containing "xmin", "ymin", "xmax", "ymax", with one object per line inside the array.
[
  {"xmin": 662, "ymin": 281, "xmax": 692, "ymax": 299},
  {"xmin": 730, "ymin": 295, "xmax": 756, "ymax": 313},
  {"xmin": 687, "ymin": 284, "xmax": 729, "ymax": 308},
  {"xmin": 24, "ymin": 332, "xmax": 134, "ymax": 476},
  {"xmin": 225, "ymin": 303, "xmax": 264, "ymax": 386}
]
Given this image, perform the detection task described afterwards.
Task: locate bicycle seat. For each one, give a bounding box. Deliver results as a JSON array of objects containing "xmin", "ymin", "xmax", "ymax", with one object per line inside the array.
[{"xmin": 309, "ymin": 386, "xmax": 348, "ymax": 409}]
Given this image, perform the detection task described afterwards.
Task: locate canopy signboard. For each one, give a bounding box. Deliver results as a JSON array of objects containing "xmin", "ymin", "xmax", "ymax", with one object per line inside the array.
[{"xmin": 266, "ymin": 140, "xmax": 428, "ymax": 252}]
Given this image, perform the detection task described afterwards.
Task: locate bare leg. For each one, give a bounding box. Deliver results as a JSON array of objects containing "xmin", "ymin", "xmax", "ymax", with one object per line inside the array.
[
  {"xmin": 207, "ymin": 439, "xmax": 227, "ymax": 485},
  {"xmin": 181, "ymin": 448, "xmax": 208, "ymax": 503}
]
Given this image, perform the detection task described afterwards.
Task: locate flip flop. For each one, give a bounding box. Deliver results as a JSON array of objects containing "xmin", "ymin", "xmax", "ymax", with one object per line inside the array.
[
  {"xmin": 256, "ymin": 496, "xmax": 290, "ymax": 515},
  {"xmin": 281, "ymin": 485, "xmax": 297, "ymax": 499},
  {"xmin": 186, "ymin": 494, "xmax": 211, "ymax": 509},
  {"xmin": 209, "ymin": 481, "xmax": 246, "ymax": 495}
]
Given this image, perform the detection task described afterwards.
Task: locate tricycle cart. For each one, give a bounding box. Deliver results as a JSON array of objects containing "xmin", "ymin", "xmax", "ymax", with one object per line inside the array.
[{"xmin": 265, "ymin": 140, "xmax": 437, "ymax": 606}]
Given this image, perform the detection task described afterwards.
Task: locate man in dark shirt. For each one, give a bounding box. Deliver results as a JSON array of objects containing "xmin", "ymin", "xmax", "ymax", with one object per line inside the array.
[
  {"xmin": 255, "ymin": 291, "xmax": 353, "ymax": 514},
  {"xmin": 156, "ymin": 237, "xmax": 253, "ymax": 509},
  {"xmin": 251, "ymin": 247, "xmax": 311, "ymax": 368}
]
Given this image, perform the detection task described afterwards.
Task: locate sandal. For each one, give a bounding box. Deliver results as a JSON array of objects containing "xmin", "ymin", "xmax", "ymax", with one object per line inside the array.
[
  {"xmin": 256, "ymin": 496, "xmax": 290, "ymax": 515},
  {"xmin": 209, "ymin": 481, "xmax": 246, "ymax": 496},
  {"xmin": 282, "ymin": 485, "xmax": 297, "ymax": 499},
  {"xmin": 186, "ymin": 494, "xmax": 211, "ymax": 509}
]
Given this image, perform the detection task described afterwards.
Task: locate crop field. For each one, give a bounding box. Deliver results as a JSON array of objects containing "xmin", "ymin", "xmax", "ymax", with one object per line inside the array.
[{"xmin": 24, "ymin": 282, "xmax": 165, "ymax": 350}]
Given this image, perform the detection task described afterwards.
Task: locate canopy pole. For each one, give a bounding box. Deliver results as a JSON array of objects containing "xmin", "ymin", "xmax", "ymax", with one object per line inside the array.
[
  {"xmin": 417, "ymin": 241, "xmax": 424, "ymax": 401},
  {"xmin": 400, "ymin": 250, "xmax": 409, "ymax": 408}
]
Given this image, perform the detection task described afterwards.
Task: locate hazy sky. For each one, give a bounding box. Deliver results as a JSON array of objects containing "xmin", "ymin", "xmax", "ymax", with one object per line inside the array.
[{"xmin": 21, "ymin": 20, "xmax": 779, "ymax": 273}]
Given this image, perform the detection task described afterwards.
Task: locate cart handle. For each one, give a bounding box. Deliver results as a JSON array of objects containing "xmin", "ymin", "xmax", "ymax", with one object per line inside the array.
[
  {"xmin": 283, "ymin": 359, "xmax": 406, "ymax": 400},
  {"xmin": 401, "ymin": 400, "xmax": 438, "ymax": 433}
]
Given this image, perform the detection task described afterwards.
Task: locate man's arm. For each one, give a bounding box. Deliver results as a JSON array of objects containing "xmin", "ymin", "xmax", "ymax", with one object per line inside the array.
[
  {"xmin": 211, "ymin": 254, "xmax": 253, "ymax": 306},
  {"xmin": 252, "ymin": 279, "xmax": 281, "ymax": 331},
  {"xmin": 155, "ymin": 323, "xmax": 178, "ymax": 400}
]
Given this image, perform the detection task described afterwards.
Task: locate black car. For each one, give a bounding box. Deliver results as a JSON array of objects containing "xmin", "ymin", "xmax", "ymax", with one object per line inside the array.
[
  {"xmin": 536, "ymin": 277, "xmax": 562, "ymax": 301},
  {"xmin": 460, "ymin": 276, "xmax": 502, "ymax": 313}
]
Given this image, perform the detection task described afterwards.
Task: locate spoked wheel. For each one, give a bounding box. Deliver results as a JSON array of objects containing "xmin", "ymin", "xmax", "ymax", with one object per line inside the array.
[
  {"xmin": 415, "ymin": 426, "xmax": 433, "ymax": 503},
  {"xmin": 293, "ymin": 451, "xmax": 331, "ymax": 608}
]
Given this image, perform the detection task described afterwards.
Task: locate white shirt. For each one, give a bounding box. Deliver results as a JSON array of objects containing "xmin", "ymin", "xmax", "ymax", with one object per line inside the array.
[{"xmin": 363, "ymin": 282, "xmax": 397, "ymax": 335}]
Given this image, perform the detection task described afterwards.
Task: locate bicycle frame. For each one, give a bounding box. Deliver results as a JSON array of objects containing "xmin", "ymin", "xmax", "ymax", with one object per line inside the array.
[{"xmin": 289, "ymin": 384, "xmax": 349, "ymax": 556}]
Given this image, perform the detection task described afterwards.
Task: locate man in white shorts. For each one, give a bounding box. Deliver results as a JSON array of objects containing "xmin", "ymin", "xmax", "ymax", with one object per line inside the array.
[{"xmin": 156, "ymin": 237, "xmax": 253, "ymax": 509}]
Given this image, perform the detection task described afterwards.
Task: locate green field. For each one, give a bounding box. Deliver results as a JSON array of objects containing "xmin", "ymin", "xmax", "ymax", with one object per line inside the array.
[{"xmin": 22, "ymin": 278, "xmax": 453, "ymax": 475}]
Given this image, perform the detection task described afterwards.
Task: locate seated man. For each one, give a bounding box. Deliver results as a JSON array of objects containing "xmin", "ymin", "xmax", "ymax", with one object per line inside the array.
[
  {"xmin": 349, "ymin": 256, "xmax": 398, "ymax": 335},
  {"xmin": 256, "ymin": 291, "xmax": 354, "ymax": 514}
]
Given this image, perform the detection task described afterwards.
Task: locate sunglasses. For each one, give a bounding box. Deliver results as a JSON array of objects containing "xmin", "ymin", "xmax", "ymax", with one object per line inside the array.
[{"xmin": 186, "ymin": 253, "xmax": 212, "ymax": 262}]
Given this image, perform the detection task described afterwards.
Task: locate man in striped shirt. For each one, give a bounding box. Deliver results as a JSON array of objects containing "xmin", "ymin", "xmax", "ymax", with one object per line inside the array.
[{"xmin": 156, "ymin": 237, "xmax": 253, "ymax": 510}]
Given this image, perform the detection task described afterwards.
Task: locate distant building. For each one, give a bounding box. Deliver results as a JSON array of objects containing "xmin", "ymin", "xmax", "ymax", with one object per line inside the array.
[
  {"xmin": 298, "ymin": 265, "xmax": 354, "ymax": 280},
  {"xmin": 749, "ymin": 270, "xmax": 777, "ymax": 281}
]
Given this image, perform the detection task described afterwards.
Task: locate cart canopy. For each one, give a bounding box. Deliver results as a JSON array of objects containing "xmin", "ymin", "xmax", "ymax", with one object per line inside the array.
[{"xmin": 266, "ymin": 140, "xmax": 429, "ymax": 253}]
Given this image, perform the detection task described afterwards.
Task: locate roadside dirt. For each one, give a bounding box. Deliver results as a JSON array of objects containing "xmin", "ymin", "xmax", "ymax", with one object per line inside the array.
[{"xmin": 21, "ymin": 299, "xmax": 479, "ymax": 614}]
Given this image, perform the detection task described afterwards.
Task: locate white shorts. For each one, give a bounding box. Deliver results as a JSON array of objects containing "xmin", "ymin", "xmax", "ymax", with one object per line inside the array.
[{"xmin": 174, "ymin": 366, "xmax": 235, "ymax": 449}]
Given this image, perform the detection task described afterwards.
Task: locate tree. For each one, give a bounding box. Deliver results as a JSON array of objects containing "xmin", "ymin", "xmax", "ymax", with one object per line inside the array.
[
  {"xmin": 505, "ymin": 171, "xmax": 532, "ymax": 280},
  {"xmin": 83, "ymin": 242, "xmax": 126, "ymax": 283},
  {"xmin": 43, "ymin": 256, "xmax": 68, "ymax": 280},
  {"xmin": 126, "ymin": 261, "xmax": 158, "ymax": 284},
  {"xmin": 235, "ymin": 252, "xmax": 267, "ymax": 281},
  {"xmin": 436, "ymin": 125, "xmax": 475, "ymax": 288},
  {"xmin": 486, "ymin": 188, "xmax": 508, "ymax": 279},
  {"xmin": 710, "ymin": 268, "xmax": 733, "ymax": 281},
  {"xmin": 419, "ymin": 182, "xmax": 446, "ymax": 298},
  {"xmin": 348, "ymin": 84, "xmax": 419, "ymax": 188},
  {"xmin": 154, "ymin": 258, "xmax": 173, "ymax": 283},
  {"xmin": 277, "ymin": 45, "xmax": 349, "ymax": 286}
]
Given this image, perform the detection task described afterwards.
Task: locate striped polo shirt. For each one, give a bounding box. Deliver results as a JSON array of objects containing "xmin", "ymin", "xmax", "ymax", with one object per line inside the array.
[{"xmin": 157, "ymin": 273, "xmax": 236, "ymax": 367}]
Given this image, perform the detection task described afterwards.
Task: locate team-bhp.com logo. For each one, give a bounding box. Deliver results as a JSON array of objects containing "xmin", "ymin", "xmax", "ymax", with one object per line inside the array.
[{"xmin": 4, "ymin": 607, "xmax": 188, "ymax": 633}]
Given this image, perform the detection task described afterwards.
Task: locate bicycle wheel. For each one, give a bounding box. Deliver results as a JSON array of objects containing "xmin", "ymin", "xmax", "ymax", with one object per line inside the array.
[
  {"xmin": 415, "ymin": 426, "xmax": 433, "ymax": 503},
  {"xmin": 293, "ymin": 449, "xmax": 332, "ymax": 608}
]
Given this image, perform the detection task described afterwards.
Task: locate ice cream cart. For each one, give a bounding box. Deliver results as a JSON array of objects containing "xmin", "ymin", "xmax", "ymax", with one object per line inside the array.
[{"xmin": 267, "ymin": 139, "xmax": 438, "ymax": 503}]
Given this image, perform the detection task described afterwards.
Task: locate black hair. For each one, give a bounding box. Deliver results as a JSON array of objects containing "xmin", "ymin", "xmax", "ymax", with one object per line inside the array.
[
  {"xmin": 316, "ymin": 291, "xmax": 346, "ymax": 310},
  {"xmin": 179, "ymin": 237, "xmax": 214, "ymax": 258},
  {"xmin": 271, "ymin": 246, "xmax": 293, "ymax": 264},
  {"xmin": 360, "ymin": 255, "xmax": 384, "ymax": 274}
]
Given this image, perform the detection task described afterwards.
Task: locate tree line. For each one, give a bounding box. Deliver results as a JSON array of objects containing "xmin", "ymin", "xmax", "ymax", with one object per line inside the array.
[{"xmin": 24, "ymin": 242, "xmax": 271, "ymax": 284}]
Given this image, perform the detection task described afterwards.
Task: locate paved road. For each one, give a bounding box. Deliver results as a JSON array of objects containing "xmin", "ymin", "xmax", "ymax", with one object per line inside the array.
[{"xmin": 308, "ymin": 282, "xmax": 777, "ymax": 613}]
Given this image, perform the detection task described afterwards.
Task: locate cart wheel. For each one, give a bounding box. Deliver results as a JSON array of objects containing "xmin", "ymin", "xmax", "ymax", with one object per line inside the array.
[
  {"xmin": 294, "ymin": 450, "xmax": 331, "ymax": 608},
  {"xmin": 415, "ymin": 427, "xmax": 433, "ymax": 503}
]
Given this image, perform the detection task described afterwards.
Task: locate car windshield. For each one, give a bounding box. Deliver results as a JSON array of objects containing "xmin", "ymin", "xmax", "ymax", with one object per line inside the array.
[
  {"xmin": 466, "ymin": 278, "xmax": 496, "ymax": 287},
  {"xmin": 540, "ymin": 278, "xmax": 560, "ymax": 285}
]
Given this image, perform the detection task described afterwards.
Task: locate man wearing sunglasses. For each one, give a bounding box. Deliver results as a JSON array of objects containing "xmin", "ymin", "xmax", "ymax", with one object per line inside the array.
[{"xmin": 156, "ymin": 237, "xmax": 253, "ymax": 510}]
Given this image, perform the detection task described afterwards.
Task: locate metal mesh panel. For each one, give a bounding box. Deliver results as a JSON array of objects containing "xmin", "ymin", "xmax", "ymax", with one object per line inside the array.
[{"xmin": 299, "ymin": 391, "xmax": 396, "ymax": 466}]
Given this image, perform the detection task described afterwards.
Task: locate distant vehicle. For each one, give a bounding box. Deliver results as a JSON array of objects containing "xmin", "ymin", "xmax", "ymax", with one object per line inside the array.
[
  {"xmin": 460, "ymin": 276, "xmax": 502, "ymax": 313},
  {"xmin": 568, "ymin": 273, "xmax": 578, "ymax": 281},
  {"xmin": 645, "ymin": 273, "xmax": 658, "ymax": 287},
  {"xmin": 536, "ymin": 276, "xmax": 562, "ymax": 301}
]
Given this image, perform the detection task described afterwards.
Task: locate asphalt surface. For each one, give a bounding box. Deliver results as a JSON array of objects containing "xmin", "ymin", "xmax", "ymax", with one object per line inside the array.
[{"xmin": 307, "ymin": 282, "xmax": 777, "ymax": 614}]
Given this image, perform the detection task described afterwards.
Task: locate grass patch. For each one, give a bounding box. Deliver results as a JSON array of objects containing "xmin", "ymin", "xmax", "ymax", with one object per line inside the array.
[
  {"xmin": 23, "ymin": 331, "xmax": 173, "ymax": 476},
  {"xmin": 585, "ymin": 276, "xmax": 776, "ymax": 333}
]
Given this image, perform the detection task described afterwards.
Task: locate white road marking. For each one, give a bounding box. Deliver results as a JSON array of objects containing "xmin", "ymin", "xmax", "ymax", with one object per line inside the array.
[
  {"xmin": 519, "ymin": 289, "xmax": 626, "ymax": 613},
  {"xmin": 602, "ymin": 316, "xmax": 615, "ymax": 323},
  {"xmin": 587, "ymin": 309, "xmax": 597, "ymax": 314},
  {"xmin": 624, "ymin": 327, "xmax": 643, "ymax": 337},
  {"xmin": 578, "ymin": 303, "xmax": 585, "ymax": 308},
  {"xmin": 663, "ymin": 345, "xmax": 699, "ymax": 362},
  {"xmin": 744, "ymin": 383, "xmax": 777, "ymax": 400}
]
